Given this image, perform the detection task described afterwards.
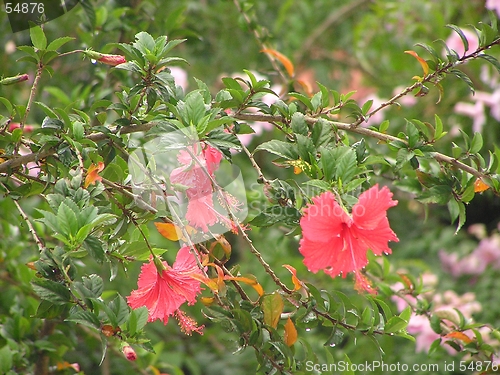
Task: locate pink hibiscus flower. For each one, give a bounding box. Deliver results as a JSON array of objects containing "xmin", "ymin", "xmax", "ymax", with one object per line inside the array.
[
  {"xmin": 299, "ymin": 184, "xmax": 399, "ymax": 293},
  {"xmin": 170, "ymin": 143, "xmax": 226, "ymax": 232},
  {"xmin": 127, "ymin": 246, "xmax": 204, "ymax": 331}
]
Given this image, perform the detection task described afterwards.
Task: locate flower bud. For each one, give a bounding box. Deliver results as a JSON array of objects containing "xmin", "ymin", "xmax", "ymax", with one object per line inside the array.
[
  {"xmin": 0, "ymin": 74, "xmax": 29, "ymax": 85},
  {"xmin": 83, "ymin": 50, "xmax": 126, "ymax": 66},
  {"xmin": 122, "ymin": 345, "xmax": 137, "ymax": 361}
]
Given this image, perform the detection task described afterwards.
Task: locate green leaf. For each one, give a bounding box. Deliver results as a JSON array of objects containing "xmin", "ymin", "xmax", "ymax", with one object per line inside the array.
[
  {"xmin": 30, "ymin": 25, "xmax": 47, "ymax": 50},
  {"xmin": 109, "ymin": 294, "xmax": 130, "ymax": 326},
  {"xmin": 183, "ymin": 91, "xmax": 206, "ymax": 126},
  {"xmin": 83, "ymin": 236, "xmax": 105, "ymax": 263},
  {"xmin": 336, "ymin": 148, "xmax": 357, "ymax": 184},
  {"xmin": 254, "ymin": 140, "xmax": 298, "ymax": 160},
  {"xmin": 0, "ymin": 345, "xmax": 13, "ymax": 374},
  {"xmin": 261, "ymin": 293, "xmax": 284, "ymax": 329},
  {"xmin": 406, "ymin": 121, "xmax": 420, "ymax": 148},
  {"xmin": 250, "ymin": 206, "xmax": 300, "ymax": 227},
  {"xmin": 451, "ymin": 69, "xmax": 475, "ymax": 94},
  {"xmin": 469, "ymin": 132, "xmax": 483, "ymax": 154},
  {"xmin": 296, "ymin": 134, "xmax": 315, "ymax": 163},
  {"xmin": 128, "ymin": 306, "xmax": 149, "ymax": 336},
  {"xmin": 417, "ymin": 185, "xmax": 452, "ymax": 204},
  {"xmin": 32, "ymin": 279, "xmax": 71, "ymax": 305},
  {"xmin": 291, "ymin": 112, "xmax": 308, "ymax": 135},
  {"xmin": 66, "ymin": 310, "xmax": 101, "ymax": 329},
  {"xmin": 57, "ymin": 202, "xmax": 79, "ymax": 237},
  {"xmin": 46, "ymin": 36, "xmax": 75, "ymax": 51},
  {"xmin": 35, "ymin": 300, "xmax": 68, "ymax": 319},
  {"xmin": 289, "ymin": 92, "xmax": 313, "ymax": 111},
  {"xmin": 446, "ymin": 25, "xmax": 469, "ymax": 54},
  {"xmin": 478, "ymin": 54, "xmax": 500, "ymax": 74},
  {"xmin": 222, "ymin": 77, "xmax": 243, "ymax": 91},
  {"xmin": 384, "ymin": 316, "xmax": 408, "ymax": 333},
  {"xmin": 311, "ymin": 118, "xmax": 333, "ymax": 147}
]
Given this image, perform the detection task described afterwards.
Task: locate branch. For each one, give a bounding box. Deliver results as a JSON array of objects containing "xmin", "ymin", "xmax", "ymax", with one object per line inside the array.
[
  {"xmin": 0, "ymin": 122, "xmax": 157, "ymax": 174},
  {"xmin": 233, "ymin": 112, "xmax": 487, "ymax": 179}
]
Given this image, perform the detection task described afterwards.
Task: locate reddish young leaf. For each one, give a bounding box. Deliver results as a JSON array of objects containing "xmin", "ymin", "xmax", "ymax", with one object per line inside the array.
[
  {"xmin": 404, "ymin": 50, "xmax": 429, "ymax": 77},
  {"xmin": 474, "ymin": 178, "xmax": 490, "ymax": 192},
  {"xmin": 283, "ymin": 264, "xmax": 303, "ymax": 291},
  {"xmin": 261, "ymin": 48, "xmax": 295, "ymax": 77},
  {"xmin": 84, "ymin": 162, "xmax": 104, "ymax": 188}
]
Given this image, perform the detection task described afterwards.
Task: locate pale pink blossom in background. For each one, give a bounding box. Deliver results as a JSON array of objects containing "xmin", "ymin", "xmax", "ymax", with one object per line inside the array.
[
  {"xmin": 486, "ymin": 0, "xmax": 500, "ymax": 17},
  {"xmin": 361, "ymin": 95, "xmax": 387, "ymax": 127},
  {"xmin": 394, "ymin": 283, "xmax": 482, "ymax": 354},
  {"xmin": 440, "ymin": 226, "xmax": 500, "ymax": 277},
  {"xmin": 393, "ymin": 86, "xmax": 417, "ymax": 107},
  {"xmin": 170, "ymin": 66, "xmax": 188, "ymax": 90},
  {"xmin": 445, "ymin": 28, "xmax": 479, "ymax": 57},
  {"xmin": 453, "ymin": 100, "xmax": 486, "ymax": 133}
]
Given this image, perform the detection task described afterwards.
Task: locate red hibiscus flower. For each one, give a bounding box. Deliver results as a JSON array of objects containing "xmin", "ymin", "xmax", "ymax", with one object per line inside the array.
[
  {"xmin": 299, "ymin": 184, "xmax": 399, "ymax": 293},
  {"xmin": 127, "ymin": 246, "xmax": 203, "ymax": 325}
]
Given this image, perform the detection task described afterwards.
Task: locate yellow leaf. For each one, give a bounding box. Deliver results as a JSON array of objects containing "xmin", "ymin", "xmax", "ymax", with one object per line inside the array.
[
  {"xmin": 225, "ymin": 275, "xmax": 264, "ymax": 296},
  {"xmin": 283, "ymin": 264, "xmax": 303, "ymax": 291},
  {"xmin": 154, "ymin": 222, "xmax": 183, "ymax": 241},
  {"xmin": 154, "ymin": 222, "xmax": 197, "ymax": 241},
  {"xmin": 200, "ymin": 297, "xmax": 215, "ymax": 306},
  {"xmin": 444, "ymin": 331, "xmax": 473, "ymax": 344},
  {"xmin": 261, "ymin": 48, "xmax": 295, "ymax": 77},
  {"xmin": 404, "ymin": 50, "xmax": 429, "ymax": 77},
  {"xmin": 474, "ymin": 178, "xmax": 490, "ymax": 193},
  {"xmin": 284, "ymin": 317, "xmax": 298, "ymax": 346}
]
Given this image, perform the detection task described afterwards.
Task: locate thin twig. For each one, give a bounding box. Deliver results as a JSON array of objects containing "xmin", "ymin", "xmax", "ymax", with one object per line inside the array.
[{"xmin": 2, "ymin": 183, "xmax": 45, "ymax": 252}]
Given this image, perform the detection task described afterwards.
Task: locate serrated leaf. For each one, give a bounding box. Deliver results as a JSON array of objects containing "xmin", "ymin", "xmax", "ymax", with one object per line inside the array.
[
  {"xmin": 254, "ymin": 139, "xmax": 298, "ymax": 160},
  {"xmin": 291, "ymin": 112, "xmax": 308, "ymax": 135},
  {"xmin": 109, "ymin": 294, "xmax": 130, "ymax": 326},
  {"xmin": 30, "ymin": 25, "xmax": 47, "ymax": 50},
  {"xmin": 46, "ymin": 36, "xmax": 75, "ymax": 51},
  {"xmin": 32, "ymin": 279, "xmax": 70, "ymax": 305},
  {"xmin": 66, "ymin": 310, "xmax": 100, "ymax": 329},
  {"xmin": 57, "ymin": 202, "xmax": 79, "ymax": 237},
  {"xmin": 128, "ymin": 306, "xmax": 149, "ymax": 336}
]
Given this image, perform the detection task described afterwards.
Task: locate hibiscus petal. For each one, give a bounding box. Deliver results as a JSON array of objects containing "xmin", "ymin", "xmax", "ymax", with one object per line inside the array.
[
  {"xmin": 300, "ymin": 192, "xmax": 349, "ymax": 242},
  {"xmin": 299, "ymin": 235, "xmax": 342, "ymax": 273},
  {"xmin": 352, "ymin": 185, "xmax": 398, "ymax": 230},
  {"xmin": 185, "ymin": 195, "xmax": 218, "ymax": 232},
  {"xmin": 353, "ymin": 217, "xmax": 399, "ymax": 256}
]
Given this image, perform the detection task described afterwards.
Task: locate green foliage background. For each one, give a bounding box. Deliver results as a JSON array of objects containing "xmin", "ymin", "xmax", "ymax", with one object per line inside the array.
[{"xmin": 1, "ymin": 0, "xmax": 500, "ymax": 374}]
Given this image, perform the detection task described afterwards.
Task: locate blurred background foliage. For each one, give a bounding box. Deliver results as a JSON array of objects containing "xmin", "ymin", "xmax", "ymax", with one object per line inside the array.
[{"xmin": 1, "ymin": 0, "xmax": 500, "ymax": 374}]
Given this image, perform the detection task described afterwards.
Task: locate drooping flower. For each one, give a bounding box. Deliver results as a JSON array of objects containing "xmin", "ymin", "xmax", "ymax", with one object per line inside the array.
[
  {"xmin": 127, "ymin": 246, "xmax": 203, "ymax": 325},
  {"xmin": 299, "ymin": 184, "xmax": 399, "ymax": 293}
]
